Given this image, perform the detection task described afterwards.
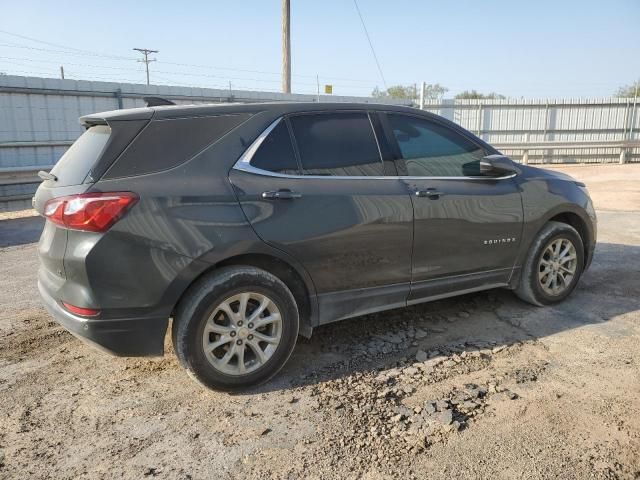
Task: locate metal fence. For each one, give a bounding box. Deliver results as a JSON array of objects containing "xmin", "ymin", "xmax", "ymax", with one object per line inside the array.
[
  {"xmin": 421, "ymin": 98, "xmax": 640, "ymax": 165},
  {"xmin": 1, "ymin": 74, "xmax": 639, "ymax": 211},
  {"xmin": 0, "ymin": 75, "xmax": 411, "ymax": 211}
]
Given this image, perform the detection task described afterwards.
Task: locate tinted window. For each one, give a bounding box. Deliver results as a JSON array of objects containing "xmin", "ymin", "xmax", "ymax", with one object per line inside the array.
[
  {"xmin": 250, "ymin": 121, "xmax": 299, "ymax": 174},
  {"xmin": 290, "ymin": 112, "xmax": 383, "ymax": 176},
  {"xmin": 105, "ymin": 113, "xmax": 251, "ymax": 178},
  {"xmin": 388, "ymin": 114, "xmax": 484, "ymax": 177},
  {"xmin": 50, "ymin": 125, "xmax": 111, "ymax": 186}
]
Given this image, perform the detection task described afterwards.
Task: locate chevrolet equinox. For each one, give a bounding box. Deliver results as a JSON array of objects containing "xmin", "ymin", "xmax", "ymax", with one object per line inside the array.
[{"xmin": 34, "ymin": 102, "xmax": 597, "ymax": 390}]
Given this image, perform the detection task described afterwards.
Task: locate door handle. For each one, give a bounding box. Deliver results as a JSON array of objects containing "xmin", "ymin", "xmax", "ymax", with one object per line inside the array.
[
  {"xmin": 415, "ymin": 189, "xmax": 444, "ymax": 199},
  {"xmin": 261, "ymin": 189, "xmax": 302, "ymax": 200}
]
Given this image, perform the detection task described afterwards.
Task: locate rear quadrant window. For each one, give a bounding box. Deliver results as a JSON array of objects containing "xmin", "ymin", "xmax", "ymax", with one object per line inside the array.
[
  {"xmin": 105, "ymin": 113, "xmax": 251, "ymax": 178},
  {"xmin": 289, "ymin": 112, "xmax": 383, "ymax": 176},
  {"xmin": 250, "ymin": 120, "xmax": 299, "ymax": 174}
]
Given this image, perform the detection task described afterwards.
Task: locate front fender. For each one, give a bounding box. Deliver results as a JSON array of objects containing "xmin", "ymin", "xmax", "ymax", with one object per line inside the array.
[{"xmin": 514, "ymin": 175, "xmax": 596, "ymax": 273}]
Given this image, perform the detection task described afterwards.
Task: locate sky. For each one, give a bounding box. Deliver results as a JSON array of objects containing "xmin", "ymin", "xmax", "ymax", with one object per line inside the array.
[{"xmin": 0, "ymin": 0, "xmax": 638, "ymax": 99}]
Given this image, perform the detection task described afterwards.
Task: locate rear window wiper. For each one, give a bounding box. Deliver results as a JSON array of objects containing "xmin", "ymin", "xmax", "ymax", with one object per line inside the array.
[{"xmin": 38, "ymin": 171, "xmax": 58, "ymax": 182}]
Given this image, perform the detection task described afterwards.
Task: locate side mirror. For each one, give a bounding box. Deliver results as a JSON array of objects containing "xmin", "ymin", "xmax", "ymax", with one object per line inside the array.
[{"xmin": 480, "ymin": 154, "xmax": 519, "ymax": 176}]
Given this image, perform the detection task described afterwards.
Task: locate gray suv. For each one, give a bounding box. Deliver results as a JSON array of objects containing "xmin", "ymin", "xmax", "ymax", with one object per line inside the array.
[{"xmin": 34, "ymin": 102, "xmax": 597, "ymax": 390}]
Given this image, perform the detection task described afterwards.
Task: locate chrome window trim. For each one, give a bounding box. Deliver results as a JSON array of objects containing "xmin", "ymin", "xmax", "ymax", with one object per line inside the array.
[
  {"xmin": 232, "ymin": 116, "xmax": 517, "ymax": 181},
  {"xmin": 235, "ymin": 117, "xmax": 283, "ymax": 167},
  {"xmin": 366, "ymin": 112, "xmax": 386, "ymax": 173}
]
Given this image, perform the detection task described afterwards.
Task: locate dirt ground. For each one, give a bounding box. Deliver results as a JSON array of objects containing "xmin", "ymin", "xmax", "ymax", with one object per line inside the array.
[{"xmin": 0, "ymin": 164, "xmax": 639, "ymax": 479}]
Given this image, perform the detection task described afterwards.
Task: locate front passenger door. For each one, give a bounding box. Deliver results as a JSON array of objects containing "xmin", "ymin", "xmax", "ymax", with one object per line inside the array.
[{"xmin": 381, "ymin": 113, "xmax": 523, "ymax": 302}]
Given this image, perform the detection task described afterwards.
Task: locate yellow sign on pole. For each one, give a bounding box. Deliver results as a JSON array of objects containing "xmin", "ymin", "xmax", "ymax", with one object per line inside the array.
[{"xmin": 324, "ymin": 85, "xmax": 333, "ymax": 94}]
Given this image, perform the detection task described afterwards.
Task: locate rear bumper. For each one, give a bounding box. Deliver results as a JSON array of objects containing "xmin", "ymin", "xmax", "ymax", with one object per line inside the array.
[{"xmin": 38, "ymin": 280, "xmax": 168, "ymax": 357}]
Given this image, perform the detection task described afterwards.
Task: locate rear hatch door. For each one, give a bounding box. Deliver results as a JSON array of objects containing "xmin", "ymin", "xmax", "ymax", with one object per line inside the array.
[{"xmin": 34, "ymin": 117, "xmax": 148, "ymax": 282}]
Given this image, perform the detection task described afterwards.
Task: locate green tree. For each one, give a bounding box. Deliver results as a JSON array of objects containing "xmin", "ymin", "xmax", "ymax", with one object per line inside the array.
[
  {"xmin": 372, "ymin": 84, "xmax": 417, "ymax": 100},
  {"xmin": 423, "ymin": 83, "xmax": 448, "ymax": 100},
  {"xmin": 614, "ymin": 81, "xmax": 639, "ymax": 98},
  {"xmin": 455, "ymin": 90, "xmax": 506, "ymax": 100},
  {"xmin": 372, "ymin": 83, "xmax": 448, "ymax": 101}
]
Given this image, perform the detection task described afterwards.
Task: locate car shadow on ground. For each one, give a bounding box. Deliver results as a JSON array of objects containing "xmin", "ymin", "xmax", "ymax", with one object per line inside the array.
[
  {"xmin": 0, "ymin": 216, "xmax": 44, "ymax": 247},
  {"xmin": 1, "ymin": 216, "xmax": 636, "ymax": 395},
  {"xmin": 245, "ymin": 241, "xmax": 640, "ymax": 394}
]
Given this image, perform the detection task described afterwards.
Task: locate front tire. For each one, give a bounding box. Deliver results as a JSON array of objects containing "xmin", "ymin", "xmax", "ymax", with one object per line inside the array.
[
  {"xmin": 515, "ymin": 221, "xmax": 584, "ymax": 306},
  {"xmin": 172, "ymin": 266, "xmax": 299, "ymax": 391}
]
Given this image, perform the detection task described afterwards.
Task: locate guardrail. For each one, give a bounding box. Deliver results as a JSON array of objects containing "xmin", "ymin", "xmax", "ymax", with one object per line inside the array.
[
  {"xmin": 1, "ymin": 140, "xmax": 639, "ymax": 212},
  {"xmin": 0, "ymin": 141, "xmax": 73, "ymax": 209},
  {"xmin": 492, "ymin": 139, "xmax": 640, "ymax": 164},
  {"xmin": 0, "ymin": 165, "xmax": 52, "ymax": 210}
]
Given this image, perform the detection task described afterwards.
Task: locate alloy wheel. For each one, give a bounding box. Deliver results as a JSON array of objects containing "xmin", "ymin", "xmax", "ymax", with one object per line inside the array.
[
  {"xmin": 538, "ymin": 237, "xmax": 578, "ymax": 296},
  {"xmin": 202, "ymin": 292, "xmax": 282, "ymax": 375}
]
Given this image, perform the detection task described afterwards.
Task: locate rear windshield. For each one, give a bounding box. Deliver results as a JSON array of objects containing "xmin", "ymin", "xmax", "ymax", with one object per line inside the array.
[{"xmin": 49, "ymin": 125, "xmax": 111, "ymax": 186}]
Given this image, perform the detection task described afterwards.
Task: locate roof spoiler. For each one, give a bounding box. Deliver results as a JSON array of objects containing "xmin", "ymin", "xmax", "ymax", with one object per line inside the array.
[
  {"xmin": 143, "ymin": 96, "xmax": 176, "ymax": 107},
  {"xmin": 80, "ymin": 107, "xmax": 154, "ymax": 127}
]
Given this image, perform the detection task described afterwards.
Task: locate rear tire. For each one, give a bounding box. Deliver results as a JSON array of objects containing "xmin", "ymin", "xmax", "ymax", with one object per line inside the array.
[
  {"xmin": 172, "ymin": 266, "xmax": 299, "ymax": 391},
  {"xmin": 515, "ymin": 221, "xmax": 584, "ymax": 306}
]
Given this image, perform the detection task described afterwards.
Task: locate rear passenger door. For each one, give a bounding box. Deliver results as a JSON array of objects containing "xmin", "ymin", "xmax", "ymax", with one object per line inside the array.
[{"xmin": 229, "ymin": 111, "xmax": 413, "ymax": 324}]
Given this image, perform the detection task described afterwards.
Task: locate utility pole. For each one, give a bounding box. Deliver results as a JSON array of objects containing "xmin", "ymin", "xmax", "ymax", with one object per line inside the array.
[
  {"xmin": 282, "ymin": 0, "xmax": 291, "ymax": 93},
  {"xmin": 60, "ymin": 66, "xmax": 65, "ymax": 80},
  {"xmin": 133, "ymin": 47, "xmax": 158, "ymax": 85}
]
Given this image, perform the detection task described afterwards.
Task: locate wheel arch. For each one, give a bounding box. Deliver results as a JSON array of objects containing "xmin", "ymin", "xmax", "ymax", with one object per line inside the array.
[
  {"xmin": 511, "ymin": 205, "xmax": 594, "ymax": 289},
  {"xmin": 547, "ymin": 211, "xmax": 591, "ymax": 264},
  {"xmin": 170, "ymin": 252, "xmax": 317, "ymax": 338}
]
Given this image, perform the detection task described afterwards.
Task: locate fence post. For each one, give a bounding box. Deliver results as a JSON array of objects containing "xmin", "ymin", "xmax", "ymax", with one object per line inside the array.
[
  {"xmin": 623, "ymin": 99, "xmax": 630, "ymax": 139},
  {"xmin": 619, "ymin": 147, "xmax": 627, "ymax": 164},
  {"xmin": 419, "ymin": 82, "xmax": 425, "ymax": 110},
  {"xmin": 543, "ymin": 100, "xmax": 551, "ymax": 163},
  {"xmin": 522, "ymin": 132, "xmax": 530, "ymax": 164},
  {"xmin": 114, "ymin": 88, "xmax": 123, "ymax": 109},
  {"xmin": 629, "ymin": 92, "xmax": 637, "ymax": 140}
]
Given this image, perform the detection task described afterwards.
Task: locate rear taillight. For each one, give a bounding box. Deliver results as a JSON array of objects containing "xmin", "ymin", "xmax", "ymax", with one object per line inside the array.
[{"xmin": 43, "ymin": 192, "xmax": 138, "ymax": 232}]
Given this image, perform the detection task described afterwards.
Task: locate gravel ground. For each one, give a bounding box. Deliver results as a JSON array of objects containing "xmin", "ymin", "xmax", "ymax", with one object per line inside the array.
[{"xmin": 0, "ymin": 164, "xmax": 639, "ymax": 479}]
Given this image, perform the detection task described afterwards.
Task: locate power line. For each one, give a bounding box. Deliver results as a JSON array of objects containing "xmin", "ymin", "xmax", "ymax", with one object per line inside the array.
[
  {"xmin": 0, "ymin": 30, "xmax": 136, "ymax": 60},
  {"xmin": 0, "ymin": 34, "xmax": 379, "ymax": 84},
  {"xmin": 158, "ymin": 59, "xmax": 378, "ymax": 85},
  {"xmin": 0, "ymin": 61, "xmax": 359, "ymax": 94},
  {"xmin": 0, "ymin": 28, "xmax": 386, "ymax": 93},
  {"xmin": 0, "ymin": 56, "xmax": 139, "ymax": 71},
  {"xmin": 0, "ymin": 42, "xmax": 138, "ymax": 60},
  {"xmin": 2, "ymin": 49, "xmax": 618, "ymax": 97},
  {"xmin": 0, "ymin": 28, "xmax": 114, "ymax": 55},
  {"xmin": 0, "ymin": 55, "xmax": 377, "ymax": 91},
  {"xmin": 352, "ymin": 0, "xmax": 387, "ymax": 89}
]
